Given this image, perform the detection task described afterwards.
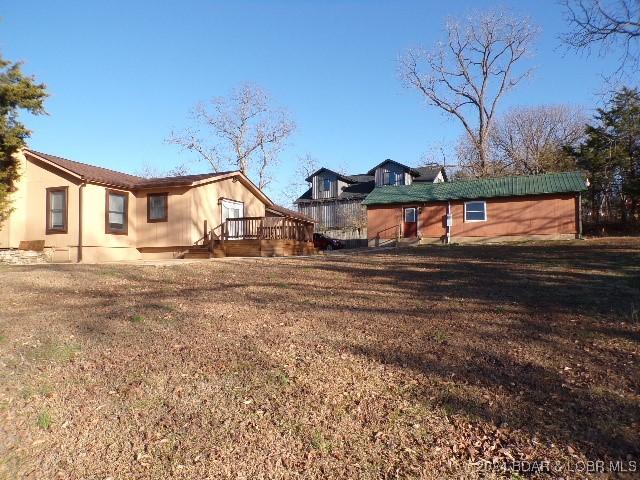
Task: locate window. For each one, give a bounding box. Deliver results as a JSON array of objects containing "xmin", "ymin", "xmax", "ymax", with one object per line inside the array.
[
  {"xmin": 404, "ymin": 207, "xmax": 417, "ymax": 223},
  {"xmin": 106, "ymin": 189, "xmax": 128, "ymax": 234},
  {"xmin": 383, "ymin": 171, "xmax": 396, "ymax": 185},
  {"xmin": 464, "ymin": 201, "xmax": 487, "ymax": 222},
  {"xmin": 322, "ymin": 178, "xmax": 331, "ymax": 191},
  {"xmin": 147, "ymin": 193, "xmax": 168, "ymax": 222},
  {"xmin": 46, "ymin": 187, "xmax": 68, "ymax": 234}
]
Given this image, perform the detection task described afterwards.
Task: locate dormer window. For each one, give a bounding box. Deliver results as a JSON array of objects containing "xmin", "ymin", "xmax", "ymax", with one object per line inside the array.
[
  {"xmin": 383, "ymin": 171, "xmax": 396, "ymax": 185},
  {"xmin": 322, "ymin": 178, "xmax": 331, "ymax": 191}
]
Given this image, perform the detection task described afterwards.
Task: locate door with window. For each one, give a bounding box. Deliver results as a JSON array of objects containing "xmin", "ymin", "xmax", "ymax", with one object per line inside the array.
[
  {"xmin": 403, "ymin": 207, "xmax": 417, "ymax": 238},
  {"xmin": 221, "ymin": 199, "xmax": 244, "ymax": 238}
]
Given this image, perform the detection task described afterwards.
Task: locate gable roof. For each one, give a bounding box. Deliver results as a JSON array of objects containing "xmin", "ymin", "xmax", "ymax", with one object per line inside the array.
[
  {"xmin": 366, "ymin": 159, "xmax": 420, "ymax": 176},
  {"xmin": 362, "ymin": 171, "xmax": 587, "ymax": 205},
  {"xmin": 304, "ymin": 167, "xmax": 356, "ymax": 184},
  {"xmin": 339, "ymin": 178, "xmax": 376, "ymax": 200},
  {"xmin": 413, "ymin": 165, "xmax": 447, "ymax": 182},
  {"xmin": 296, "ymin": 187, "xmax": 313, "ymax": 202},
  {"xmin": 294, "ymin": 177, "xmax": 376, "ymax": 204},
  {"xmin": 26, "ymin": 149, "xmax": 144, "ymax": 188},
  {"xmin": 24, "ymin": 149, "xmax": 269, "ymax": 203},
  {"xmin": 294, "ymin": 162, "xmax": 448, "ymax": 205},
  {"xmin": 345, "ymin": 173, "xmax": 375, "ymax": 183},
  {"xmin": 135, "ymin": 172, "xmax": 236, "ymax": 188}
]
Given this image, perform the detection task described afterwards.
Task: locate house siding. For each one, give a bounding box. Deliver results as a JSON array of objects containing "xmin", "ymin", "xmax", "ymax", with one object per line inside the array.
[
  {"xmin": 367, "ymin": 194, "xmax": 579, "ymax": 245},
  {"xmin": 374, "ymin": 163, "xmax": 412, "ymax": 187},
  {"xmin": 0, "ymin": 152, "xmax": 83, "ymax": 261},
  {"xmin": 312, "ymin": 172, "xmax": 341, "ymax": 199},
  {"xmin": 367, "ymin": 205, "xmax": 404, "ymax": 245},
  {"xmin": 298, "ymin": 200, "xmax": 365, "ymax": 229},
  {"xmin": 188, "ymin": 176, "xmax": 266, "ymax": 241}
]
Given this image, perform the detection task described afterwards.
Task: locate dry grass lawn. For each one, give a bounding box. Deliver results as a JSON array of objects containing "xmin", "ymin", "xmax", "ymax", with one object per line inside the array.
[{"xmin": 0, "ymin": 238, "xmax": 639, "ymax": 479}]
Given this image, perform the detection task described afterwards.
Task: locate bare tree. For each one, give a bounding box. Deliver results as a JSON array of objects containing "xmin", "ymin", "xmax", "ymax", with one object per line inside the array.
[
  {"xmin": 455, "ymin": 133, "xmax": 511, "ymax": 178},
  {"xmin": 137, "ymin": 161, "xmax": 191, "ymax": 179},
  {"xmin": 277, "ymin": 153, "xmax": 320, "ymax": 207},
  {"xmin": 169, "ymin": 82, "xmax": 295, "ymax": 189},
  {"xmin": 419, "ymin": 142, "xmax": 451, "ymax": 168},
  {"xmin": 561, "ymin": 0, "xmax": 640, "ymax": 76},
  {"xmin": 295, "ymin": 153, "xmax": 320, "ymax": 185},
  {"xmin": 399, "ymin": 10, "xmax": 538, "ymax": 177},
  {"xmin": 491, "ymin": 105, "xmax": 587, "ymax": 174},
  {"xmin": 338, "ymin": 203, "xmax": 368, "ymax": 233}
]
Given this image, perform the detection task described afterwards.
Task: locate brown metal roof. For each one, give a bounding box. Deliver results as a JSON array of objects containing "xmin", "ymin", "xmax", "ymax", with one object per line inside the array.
[
  {"xmin": 266, "ymin": 204, "xmax": 316, "ymax": 223},
  {"xmin": 25, "ymin": 149, "xmax": 234, "ymax": 189},
  {"xmin": 135, "ymin": 172, "xmax": 236, "ymax": 188}
]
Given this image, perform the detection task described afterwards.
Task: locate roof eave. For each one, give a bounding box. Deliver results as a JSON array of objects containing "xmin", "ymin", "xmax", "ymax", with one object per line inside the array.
[{"xmin": 24, "ymin": 150, "xmax": 84, "ymax": 181}]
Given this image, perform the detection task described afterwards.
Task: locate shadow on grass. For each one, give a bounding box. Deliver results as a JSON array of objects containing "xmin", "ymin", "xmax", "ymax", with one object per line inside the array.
[{"xmin": 5, "ymin": 241, "xmax": 639, "ymax": 461}]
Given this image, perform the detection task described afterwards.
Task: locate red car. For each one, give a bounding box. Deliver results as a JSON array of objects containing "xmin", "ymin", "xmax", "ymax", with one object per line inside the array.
[{"xmin": 313, "ymin": 233, "xmax": 344, "ymax": 251}]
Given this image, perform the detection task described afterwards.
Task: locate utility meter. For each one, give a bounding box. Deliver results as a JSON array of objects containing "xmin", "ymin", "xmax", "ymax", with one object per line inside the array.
[{"xmin": 445, "ymin": 214, "xmax": 453, "ymax": 227}]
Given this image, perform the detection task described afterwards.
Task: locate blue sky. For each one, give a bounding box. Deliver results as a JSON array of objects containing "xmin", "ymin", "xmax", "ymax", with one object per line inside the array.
[{"xmin": 2, "ymin": 0, "xmax": 620, "ymax": 202}]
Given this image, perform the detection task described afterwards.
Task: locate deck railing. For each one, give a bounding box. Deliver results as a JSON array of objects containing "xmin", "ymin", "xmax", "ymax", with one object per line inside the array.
[{"xmin": 222, "ymin": 216, "xmax": 314, "ymax": 242}]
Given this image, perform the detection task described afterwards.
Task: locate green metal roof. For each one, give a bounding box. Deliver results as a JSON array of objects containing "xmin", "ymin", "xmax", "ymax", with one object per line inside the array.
[{"xmin": 362, "ymin": 171, "xmax": 587, "ymax": 205}]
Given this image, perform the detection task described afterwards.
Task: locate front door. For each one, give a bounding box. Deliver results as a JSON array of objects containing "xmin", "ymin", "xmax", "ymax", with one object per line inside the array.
[
  {"xmin": 403, "ymin": 207, "xmax": 417, "ymax": 238},
  {"xmin": 221, "ymin": 199, "xmax": 244, "ymax": 238}
]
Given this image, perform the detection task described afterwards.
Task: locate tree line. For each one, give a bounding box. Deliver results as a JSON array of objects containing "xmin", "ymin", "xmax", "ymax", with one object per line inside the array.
[
  {"xmin": 399, "ymin": 1, "xmax": 639, "ymax": 231},
  {"xmin": 0, "ymin": 1, "xmax": 638, "ymax": 230}
]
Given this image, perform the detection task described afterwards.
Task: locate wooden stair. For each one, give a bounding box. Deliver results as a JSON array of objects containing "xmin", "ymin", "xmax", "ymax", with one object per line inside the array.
[
  {"xmin": 183, "ymin": 246, "xmax": 211, "ymax": 259},
  {"xmin": 183, "ymin": 242, "xmax": 226, "ymax": 259}
]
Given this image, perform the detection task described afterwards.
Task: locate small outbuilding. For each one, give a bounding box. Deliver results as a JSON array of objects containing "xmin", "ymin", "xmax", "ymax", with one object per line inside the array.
[{"xmin": 362, "ymin": 171, "xmax": 588, "ymax": 245}]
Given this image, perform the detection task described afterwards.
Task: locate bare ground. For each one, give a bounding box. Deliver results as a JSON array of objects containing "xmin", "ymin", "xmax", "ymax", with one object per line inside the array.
[{"xmin": 0, "ymin": 238, "xmax": 639, "ymax": 479}]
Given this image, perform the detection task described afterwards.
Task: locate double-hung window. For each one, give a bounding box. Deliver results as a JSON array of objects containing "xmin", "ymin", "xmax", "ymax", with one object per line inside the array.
[
  {"xmin": 46, "ymin": 187, "xmax": 68, "ymax": 234},
  {"xmin": 106, "ymin": 190, "xmax": 128, "ymax": 234},
  {"xmin": 464, "ymin": 201, "xmax": 487, "ymax": 222},
  {"xmin": 147, "ymin": 193, "xmax": 168, "ymax": 222}
]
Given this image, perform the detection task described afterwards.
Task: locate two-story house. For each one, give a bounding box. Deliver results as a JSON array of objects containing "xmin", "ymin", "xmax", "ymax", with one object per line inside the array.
[{"xmin": 294, "ymin": 159, "xmax": 446, "ymax": 239}]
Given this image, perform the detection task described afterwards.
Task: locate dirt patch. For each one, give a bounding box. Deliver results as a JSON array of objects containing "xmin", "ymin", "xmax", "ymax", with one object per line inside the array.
[{"xmin": 0, "ymin": 238, "xmax": 638, "ymax": 479}]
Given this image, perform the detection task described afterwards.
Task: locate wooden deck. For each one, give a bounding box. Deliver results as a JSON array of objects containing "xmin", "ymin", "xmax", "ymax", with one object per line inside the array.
[
  {"xmin": 217, "ymin": 215, "xmax": 316, "ymax": 257},
  {"xmin": 186, "ymin": 214, "xmax": 317, "ymax": 259},
  {"xmin": 223, "ymin": 239, "xmax": 316, "ymax": 257}
]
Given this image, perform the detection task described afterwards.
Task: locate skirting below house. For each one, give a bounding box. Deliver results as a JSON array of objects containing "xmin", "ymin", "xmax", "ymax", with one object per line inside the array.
[
  {"xmin": 137, "ymin": 246, "xmax": 192, "ymax": 260},
  {"xmin": 223, "ymin": 239, "xmax": 316, "ymax": 257},
  {"xmin": 419, "ymin": 234, "xmax": 579, "ymax": 245},
  {"xmin": 79, "ymin": 246, "xmax": 140, "ymax": 263},
  {"xmin": 0, "ymin": 248, "xmax": 49, "ymax": 265}
]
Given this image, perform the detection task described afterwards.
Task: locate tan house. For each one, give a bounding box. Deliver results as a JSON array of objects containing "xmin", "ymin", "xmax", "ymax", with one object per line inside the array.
[{"xmin": 0, "ymin": 149, "xmax": 314, "ymax": 262}]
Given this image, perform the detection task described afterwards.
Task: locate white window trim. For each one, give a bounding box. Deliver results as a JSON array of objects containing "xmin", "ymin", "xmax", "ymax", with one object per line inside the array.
[
  {"xmin": 464, "ymin": 201, "xmax": 487, "ymax": 222},
  {"xmin": 221, "ymin": 199, "xmax": 245, "ymax": 238},
  {"xmin": 404, "ymin": 207, "xmax": 417, "ymax": 223}
]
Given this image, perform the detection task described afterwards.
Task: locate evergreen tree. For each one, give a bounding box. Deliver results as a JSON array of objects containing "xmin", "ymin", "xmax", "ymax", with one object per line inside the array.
[
  {"xmin": 0, "ymin": 54, "xmax": 48, "ymax": 223},
  {"xmin": 572, "ymin": 87, "xmax": 640, "ymax": 226}
]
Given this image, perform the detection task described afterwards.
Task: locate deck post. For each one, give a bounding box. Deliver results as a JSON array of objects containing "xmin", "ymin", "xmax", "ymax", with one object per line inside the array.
[{"xmin": 203, "ymin": 220, "xmax": 208, "ymax": 243}]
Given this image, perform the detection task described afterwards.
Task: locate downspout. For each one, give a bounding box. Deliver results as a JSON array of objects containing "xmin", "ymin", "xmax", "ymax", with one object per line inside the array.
[
  {"xmin": 78, "ymin": 181, "xmax": 85, "ymax": 262},
  {"xmin": 578, "ymin": 192, "xmax": 583, "ymax": 239},
  {"xmin": 445, "ymin": 201, "xmax": 452, "ymax": 244}
]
